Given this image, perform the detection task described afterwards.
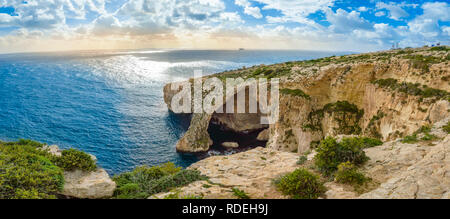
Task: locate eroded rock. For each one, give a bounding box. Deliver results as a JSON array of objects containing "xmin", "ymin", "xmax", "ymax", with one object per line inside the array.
[
  {"xmin": 221, "ymin": 142, "xmax": 239, "ymax": 149},
  {"xmin": 152, "ymin": 147, "xmax": 298, "ymax": 199},
  {"xmin": 62, "ymin": 169, "xmax": 116, "ymax": 199},
  {"xmin": 257, "ymin": 129, "xmax": 270, "ymax": 141}
]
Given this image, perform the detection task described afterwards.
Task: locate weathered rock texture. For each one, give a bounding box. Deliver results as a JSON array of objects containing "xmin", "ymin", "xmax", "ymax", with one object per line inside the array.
[
  {"xmin": 62, "ymin": 169, "xmax": 116, "ymax": 199},
  {"xmin": 152, "ymin": 147, "xmax": 298, "ymax": 199},
  {"xmin": 164, "ymin": 47, "xmax": 450, "ymax": 154},
  {"xmin": 323, "ymin": 118, "xmax": 450, "ymax": 199},
  {"xmin": 359, "ymin": 121, "xmax": 449, "ymax": 199}
]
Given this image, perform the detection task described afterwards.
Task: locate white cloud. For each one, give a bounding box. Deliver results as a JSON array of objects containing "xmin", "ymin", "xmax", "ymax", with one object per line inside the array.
[
  {"xmin": 255, "ymin": 0, "xmax": 334, "ymax": 23},
  {"xmin": 326, "ymin": 9, "xmax": 372, "ymax": 33},
  {"xmin": 408, "ymin": 2, "xmax": 450, "ymax": 38},
  {"xmin": 358, "ymin": 6, "xmax": 368, "ymax": 12},
  {"xmin": 0, "ymin": 0, "xmax": 449, "ymax": 53},
  {"xmin": 235, "ymin": 0, "xmax": 262, "ymax": 19},
  {"xmin": 375, "ymin": 2, "xmax": 417, "ymax": 21},
  {"xmin": 375, "ymin": 11, "xmax": 386, "ymax": 17}
]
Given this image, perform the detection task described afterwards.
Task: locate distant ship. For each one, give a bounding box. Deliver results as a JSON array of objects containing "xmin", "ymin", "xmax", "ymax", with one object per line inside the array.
[{"xmin": 238, "ymin": 48, "xmax": 245, "ymax": 51}]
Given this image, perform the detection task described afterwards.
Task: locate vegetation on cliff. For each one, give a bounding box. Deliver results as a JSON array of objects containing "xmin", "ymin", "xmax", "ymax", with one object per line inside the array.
[
  {"xmin": 274, "ymin": 168, "xmax": 325, "ymax": 199},
  {"xmin": 0, "ymin": 139, "xmax": 97, "ymax": 199},
  {"xmin": 401, "ymin": 125, "xmax": 437, "ymax": 143},
  {"xmin": 280, "ymin": 88, "xmax": 311, "ymax": 100},
  {"xmin": 372, "ymin": 78, "xmax": 450, "ymax": 101},
  {"xmin": 444, "ymin": 121, "xmax": 450, "ymax": 134},
  {"xmin": 232, "ymin": 187, "xmax": 251, "ymax": 199},
  {"xmin": 53, "ymin": 149, "xmax": 97, "ymax": 172},
  {"xmin": 314, "ymin": 137, "xmax": 369, "ymax": 175},
  {"xmin": 303, "ymin": 101, "xmax": 364, "ymax": 135},
  {"xmin": 335, "ymin": 162, "xmax": 369, "ymax": 186},
  {"xmin": 112, "ymin": 162, "xmax": 207, "ymax": 199}
]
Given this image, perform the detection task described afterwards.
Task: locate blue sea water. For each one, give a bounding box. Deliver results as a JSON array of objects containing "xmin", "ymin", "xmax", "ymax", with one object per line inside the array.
[{"xmin": 0, "ymin": 49, "xmax": 344, "ymax": 174}]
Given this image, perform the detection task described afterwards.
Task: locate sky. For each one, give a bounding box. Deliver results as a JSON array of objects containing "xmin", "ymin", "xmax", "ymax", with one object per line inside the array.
[{"xmin": 0, "ymin": 0, "xmax": 449, "ymax": 53}]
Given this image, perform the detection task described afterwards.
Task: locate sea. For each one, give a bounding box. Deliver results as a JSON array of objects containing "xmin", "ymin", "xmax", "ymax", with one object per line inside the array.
[{"xmin": 0, "ymin": 49, "xmax": 346, "ymax": 174}]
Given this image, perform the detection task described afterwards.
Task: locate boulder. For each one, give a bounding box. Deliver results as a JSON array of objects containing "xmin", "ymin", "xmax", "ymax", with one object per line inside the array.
[
  {"xmin": 62, "ymin": 168, "xmax": 116, "ymax": 199},
  {"xmin": 256, "ymin": 129, "xmax": 270, "ymax": 141},
  {"xmin": 222, "ymin": 142, "xmax": 239, "ymax": 149}
]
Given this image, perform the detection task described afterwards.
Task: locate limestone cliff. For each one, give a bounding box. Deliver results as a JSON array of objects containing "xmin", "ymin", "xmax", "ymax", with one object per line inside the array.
[{"xmin": 164, "ymin": 46, "xmax": 450, "ymax": 153}]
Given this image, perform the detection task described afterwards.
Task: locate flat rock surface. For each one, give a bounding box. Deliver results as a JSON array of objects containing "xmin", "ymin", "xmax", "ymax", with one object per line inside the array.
[{"xmin": 152, "ymin": 147, "xmax": 298, "ymax": 199}]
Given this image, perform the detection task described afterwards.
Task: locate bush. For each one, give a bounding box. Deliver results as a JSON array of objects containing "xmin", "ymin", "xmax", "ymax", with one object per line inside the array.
[
  {"xmin": 360, "ymin": 137, "xmax": 383, "ymax": 148},
  {"xmin": 280, "ymin": 88, "xmax": 311, "ymax": 100},
  {"xmin": 53, "ymin": 148, "xmax": 97, "ymax": 172},
  {"xmin": 372, "ymin": 78, "xmax": 450, "ymax": 100},
  {"xmin": 335, "ymin": 162, "xmax": 368, "ymax": 186},
  {"xmin": 163, "ymin": 190, "xmax": 203, "ymax": 199},
  {"xmin": 274, "ymin": 168, "xmax": 325, "ymax": 199},
  {"xmin": 401, "ymin": 134, "xmax": 418, "ymax": 143},
  {"xmin": 430, "ymin": 46, "xmax": 449, "ymax": 51},
  {"xmin": 444, "ymin": 122, "xmax": 450, "ymax": 134},
  {"xmin": 232, "ymin": 188, "xmax": 250, "ymax": 199},
  {"xmin": 0, "ymin": 140, "xmax": 64, "ymax": 199},
  {"xmin": 402, "ymin": 125, "xmax": 436, "ymax": 143},
  {"xmin": 314, "ymin": 137, "xmax": 369, "ymax": 175},
  {"xmin": 113, "ymin": 162, "xmax": 207, "ymax": 199},
  {"xmin": 297, "ymin": 156, "xmax": 307, "ymax": 165}
]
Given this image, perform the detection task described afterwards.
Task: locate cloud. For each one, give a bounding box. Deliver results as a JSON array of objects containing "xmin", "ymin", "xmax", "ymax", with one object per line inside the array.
[
  {"xmin": 408, "ymin": 2, "xmax": 450, "ymax": 38},
  {"xmin": 0, "ymin": 0, "xmax": 449, "ymax": 53},
  {"xmin": 375, "ymin": 11, "xmax": 386, "ymax": 17},
  {"xmin": 326, "ymin": 9, "xmax": 372, "ymax": 33},
  {"xmin": 358, "ymin": 6, "xmax": 368, "ymax": 12},
  {"xmin": 235, "ymin": 0, "xmax": 262, "ymax": 19},
  {"xmin": 375, "ymin": 2, "xmax": 417, "ymax": 21}
]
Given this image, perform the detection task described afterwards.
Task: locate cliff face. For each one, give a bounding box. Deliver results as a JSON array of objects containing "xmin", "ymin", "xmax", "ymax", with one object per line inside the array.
[{"xmin": 164, "ymin": 46, "xmax": 450, "ymax": 154}]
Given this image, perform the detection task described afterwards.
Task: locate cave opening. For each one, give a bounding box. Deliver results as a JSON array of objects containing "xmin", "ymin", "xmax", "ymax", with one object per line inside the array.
[{"xmin": 206, "ymin": 119, "xmax": 268, "ymax": 155}]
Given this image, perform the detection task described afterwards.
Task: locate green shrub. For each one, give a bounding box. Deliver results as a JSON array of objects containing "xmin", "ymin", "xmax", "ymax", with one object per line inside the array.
[
  {"xmin": 335, "ymin": 162, "xmax": 368, "ymax": 186},
  {"xmin": 421, "ymin": 133, "xmax": 437, "ymax": 141},
  {"xmin": 163, "ymin": 191, "xmax": 203, "ymax": 199},
  {"xmin": 53, "ymin": 148, "xmax": 97, "ymax": 172},
  {"xmin": 297, "ymin": 156, "xmax": 308, "ymax": 165},
  {"xmin": 401, "ymin": 134, "xmax": 419, "ymax": 143},
  {"xmin": 314, "ymin": 137, "xmax": 369, "ymax": 175},
  {"xmin": 113, "ymin": 162, "xmax": 206, "ymax": 199},
  {"xmin": 232, "ymin": 188, "xmax": 250, "ymax": 199},
  {"xmin": 402, "ymin": 125, "xmax": 437, "ymax": 143},
  {"xmin": 372, "ymin": 78, "xmax": 450, "ymax": 101},
  {"xmin": 274, "ymin": 168, "xmax": 325, "ymax": 199},
  {"xmin": 360, "ymin": 137, "xmax": 383, "ymax": 148},
  {"xmin": 430, "ymin": 46, "xmax": 449, "ymax": 51},
  {"xmin": 443, "ymin": 122, "xmax": 450, "ymax": 134},
  {"xmin": 280, "ymin": 88, "xmax": 311, "ymax": 100},
  {"xmin": 0, "ymin": 140, "xmax": 64, "ymax": 199}
]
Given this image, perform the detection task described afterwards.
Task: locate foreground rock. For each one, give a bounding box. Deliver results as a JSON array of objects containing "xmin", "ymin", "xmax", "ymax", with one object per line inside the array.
[
  {"xmin": 324, "ymin": 118, "xmax": 450, "ymax": 199},
  {"xmin": 257, "ymin": 129, "xmax": 270, "ymax": 141},
  {"xmin": 152, "ymin": 147, "xmax": 298, "ymax": 199},
  {"xmin": 42, "ymin": 145, "xmax": 116, "ymax": 199},
  {"xmin": 221, "ymin": 142, "xmax": 239, "ymax": 149},
  {"xmin": 62, "ymin": 169, "xmax": 116, "ymax": 199},
  {"xmin": 359, "ymin": 129, "xmax": 449, "ymax": 198}
]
